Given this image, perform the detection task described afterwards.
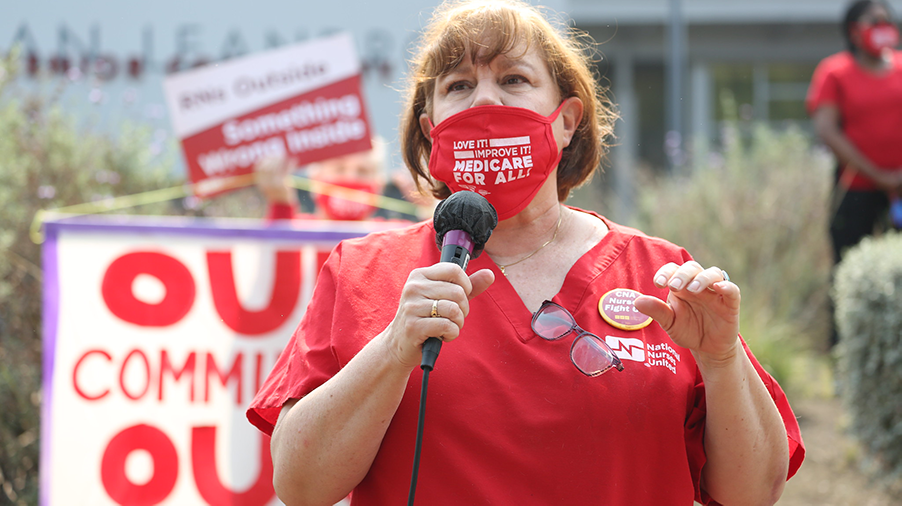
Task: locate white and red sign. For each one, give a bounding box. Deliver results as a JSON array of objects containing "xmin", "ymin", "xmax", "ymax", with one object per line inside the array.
[
  {"xmin": 41, "ymin": 216, "xmax": 399, "ymax": 505},
  {"xmin": 163, "ymin": 33, "xmax": 372, "ymax": 196}
]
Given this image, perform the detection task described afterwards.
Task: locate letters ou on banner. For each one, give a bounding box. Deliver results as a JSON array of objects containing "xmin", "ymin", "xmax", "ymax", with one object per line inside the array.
[
  {"xmin": 42, "ymin": 215, "xmax": 404, "ymax": 505},
  {"xmin": 99, "ymin": 424, "xmax": 274, "ymax": 505},
  {"xmin": 100, "ymin": 250, "xmax": 303, "ymax": 334}
]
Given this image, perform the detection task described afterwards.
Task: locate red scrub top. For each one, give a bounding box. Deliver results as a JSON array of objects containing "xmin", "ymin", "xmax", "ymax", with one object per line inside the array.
[
  {"xmin": 248, "ymin": 209, "xmax": 805, "ymax": 505},
  {"xmin": 807, "ymin": 50, "xmax": 902, "ymax": 191}
]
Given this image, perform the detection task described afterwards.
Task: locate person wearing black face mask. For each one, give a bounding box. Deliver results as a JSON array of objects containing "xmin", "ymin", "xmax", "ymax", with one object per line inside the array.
[{"xmin": 807, "ymin": 0, "xmax": 902, "ymax": 346}]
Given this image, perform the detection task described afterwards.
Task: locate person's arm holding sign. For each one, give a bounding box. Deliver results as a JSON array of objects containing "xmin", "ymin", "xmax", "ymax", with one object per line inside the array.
[{"xmin": 254, "ymin": 156, "xmax": 300, "ymax": 221}]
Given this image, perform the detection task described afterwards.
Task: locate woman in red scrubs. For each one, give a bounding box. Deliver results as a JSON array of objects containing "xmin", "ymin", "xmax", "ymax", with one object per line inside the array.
[{"xmin": 249, "ymin": 1, "xmax": 805, "ymax": 504}]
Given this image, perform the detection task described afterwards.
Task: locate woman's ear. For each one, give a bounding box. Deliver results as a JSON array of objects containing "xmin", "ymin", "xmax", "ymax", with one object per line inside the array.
[
  {"xmin": 419, "ymin": 112, "xmax": 433, "ymax": 142},
  {"xmin": 558, "ymin": 96, "xmax": 584, "ymax": 149},
  {"xmin": 849, "ymin": 23, "xmax": 863, "ymax": 48}
]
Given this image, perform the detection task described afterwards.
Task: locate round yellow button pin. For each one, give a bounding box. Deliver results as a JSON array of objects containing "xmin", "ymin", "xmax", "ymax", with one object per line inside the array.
[{"xmin": 598, "ymin": 288, "xmax": 652, "ymax": 331}]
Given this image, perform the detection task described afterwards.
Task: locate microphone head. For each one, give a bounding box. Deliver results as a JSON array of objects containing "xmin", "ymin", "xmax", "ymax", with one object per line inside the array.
[{"xmin": 433, "ymin": 191, "xmax": 498, "ymax": 258}]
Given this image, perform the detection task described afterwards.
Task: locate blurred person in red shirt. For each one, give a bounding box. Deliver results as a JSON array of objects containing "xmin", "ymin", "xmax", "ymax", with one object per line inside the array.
[
  {"xmin": 254, "ymin": 137, "xmax": 428, "ymax": 223},
  {"xmin": 808, "ymin": 0, "xmax": 902, "ymax": 264},
  {"xmin": 807, "ymin": 0, "xmax": 902, "ymax": 346}
]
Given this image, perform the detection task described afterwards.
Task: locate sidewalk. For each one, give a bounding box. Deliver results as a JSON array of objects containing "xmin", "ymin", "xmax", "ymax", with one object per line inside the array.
[{"xmin": 777, "ymin": 396, "xmax": 900, "ymax": 506}]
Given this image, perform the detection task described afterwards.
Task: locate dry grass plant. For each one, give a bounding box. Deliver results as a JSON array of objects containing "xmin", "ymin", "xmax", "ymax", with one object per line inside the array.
[{"xmin": 627, "ymin": 119, "xmax": 836, "ymax": 395}]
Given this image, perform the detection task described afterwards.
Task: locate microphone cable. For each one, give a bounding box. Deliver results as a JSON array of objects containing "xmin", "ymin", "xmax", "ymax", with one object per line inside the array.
[
  {"xmin": 406, "ymin": 191, "xmax": 496, "ymax": 505},
  {"xmin": 407, "ymin": 352, "xmax": 438, "ymax": 506}
]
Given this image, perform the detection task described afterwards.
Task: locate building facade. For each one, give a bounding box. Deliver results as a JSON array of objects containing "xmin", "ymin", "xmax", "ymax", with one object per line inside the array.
[{"xmin": 4, "ymin": 0, "xmax": 900, "ymax": 193}]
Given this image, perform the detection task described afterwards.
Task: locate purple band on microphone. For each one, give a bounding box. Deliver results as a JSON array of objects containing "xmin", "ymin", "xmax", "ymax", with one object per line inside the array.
[{"xmin": 443, "ymin": 229, "xmax": 475, "ymax": 254}]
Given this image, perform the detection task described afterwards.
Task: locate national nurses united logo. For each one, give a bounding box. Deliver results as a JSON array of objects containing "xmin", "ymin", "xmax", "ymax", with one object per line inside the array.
[
  {"xmin": 604, "ymin": 336, "xmax": 682, "ymax": 375},
  {"xmin": 451, "ymin": 135, "xmax": 534, "ymax": 191},
  {"xmin": 605, "ymin": 336, "xmax": 646, "ymax": 362}
]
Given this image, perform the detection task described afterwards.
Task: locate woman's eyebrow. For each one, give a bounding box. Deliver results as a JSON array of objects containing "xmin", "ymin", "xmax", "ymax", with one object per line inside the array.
[
  {"xmin": 438, "ymin": 53, "xmax": 539, "ymax": 81},
  {"xmin": 493, "ymin": 55, "xmax": 539, "ymax": 74},
  {"xmin": 440, "ymin": 60, "xmax": 474, "ymax": 80}
]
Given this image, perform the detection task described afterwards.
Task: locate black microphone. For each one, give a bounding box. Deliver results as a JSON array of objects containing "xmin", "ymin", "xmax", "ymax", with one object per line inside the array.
[{"xmin": 421, "ymin": 191, "xmax": 498, "ymax": 371}]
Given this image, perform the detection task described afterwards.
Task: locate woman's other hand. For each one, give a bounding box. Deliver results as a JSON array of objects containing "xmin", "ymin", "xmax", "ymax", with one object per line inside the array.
[
  {"xmin": 634, "ymin": 261, "xmax": 741, "ymax": 365},
  {"xmin": 380, "ymin": 264, "xmax": 494, "ymax": 370}
]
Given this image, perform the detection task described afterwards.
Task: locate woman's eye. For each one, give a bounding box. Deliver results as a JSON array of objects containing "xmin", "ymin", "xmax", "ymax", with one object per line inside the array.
[
  {"xmin": 447, "ymin": 81, "xmax": 470, "ymax": 92},
  {"xmin": 504, "ymin": 75, "xmax": 528, "ymax": 85}
]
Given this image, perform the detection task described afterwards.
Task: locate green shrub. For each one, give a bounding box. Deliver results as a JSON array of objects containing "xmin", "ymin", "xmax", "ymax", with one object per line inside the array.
[
  {"xmin": 625, "ymin": 121, "xmax": 835, "ymax": 392},
  {"xmin": 833, "ymin": 231, "xmax": 902, "ymax": 483},
  {"xmin": 0, "ymin": 42, "xmax": 284, "ymax": 502},
  {"xmin": 0, "ymin": 52, "xmax": 185, "ymax": 505}
]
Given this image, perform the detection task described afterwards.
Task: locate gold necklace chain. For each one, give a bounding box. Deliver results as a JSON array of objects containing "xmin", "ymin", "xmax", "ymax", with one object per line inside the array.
[{"xmin": 496, "ymin": 205, "xmax": 564, "ymax": 276}]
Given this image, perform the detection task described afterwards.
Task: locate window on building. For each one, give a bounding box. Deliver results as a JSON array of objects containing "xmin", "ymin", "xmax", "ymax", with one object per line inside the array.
[
  {"xmin": 768, "ymin": 63, "xmax": 817, "ymax": 123},
  {"xmin": 712, "ymin": 64, "xmax": 755, "ymax": 122},
  {"xmin": 634, "ymin": 62, "xmax": 667, "ymax": 169},
  {"xmin": 711, "ymin": 62, "xmax": 816, "ymax": 136}
]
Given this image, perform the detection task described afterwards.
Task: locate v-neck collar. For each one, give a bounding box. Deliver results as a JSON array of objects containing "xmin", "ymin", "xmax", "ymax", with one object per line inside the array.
[{"xmin": 473, "ymin": 209, "xmax": 634, "ymax": 343}]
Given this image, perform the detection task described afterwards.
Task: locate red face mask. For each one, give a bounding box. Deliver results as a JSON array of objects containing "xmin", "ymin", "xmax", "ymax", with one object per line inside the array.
[
  {"xmin": 313, "ymin": 178, "xmax": 381, "ymax": 221},
  {"xmin": 854, "ymin": 22, "xmax": 899, "ymax": 56},
  {"xmin": 427, "ymin": 103, "xmax": 565, "ymax": 221}
]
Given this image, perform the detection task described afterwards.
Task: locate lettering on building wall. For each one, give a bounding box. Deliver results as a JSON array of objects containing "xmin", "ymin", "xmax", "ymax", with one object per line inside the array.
[{"xmin": 4, "ymin": 22, "xmax": 398, "ymax": 82}]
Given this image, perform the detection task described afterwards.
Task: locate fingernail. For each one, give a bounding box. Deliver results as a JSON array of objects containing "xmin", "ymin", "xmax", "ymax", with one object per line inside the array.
[
  {"xmin": 688, "ymin": 280, "xmax": 701, "ymax": 292},
  {"xmin": 655, "ymin": 275, "xmax": 666, "ymax": 286},
  {"xmin": 669, "ymin": 278, "xmax": 683, "ymax": 290}
]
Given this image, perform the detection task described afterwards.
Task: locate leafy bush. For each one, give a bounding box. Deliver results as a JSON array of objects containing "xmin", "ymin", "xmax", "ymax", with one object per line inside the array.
[
  {"xmin": 833, "ymin": 231, "xmax": 902, "ymax": 484},
  {"xmin": 624, "ymin": 121, "xmax": 835, "ymax": 392},
  {"xmin": 0, "ymin": 52, "xmax": 188, "ymax": 505}
]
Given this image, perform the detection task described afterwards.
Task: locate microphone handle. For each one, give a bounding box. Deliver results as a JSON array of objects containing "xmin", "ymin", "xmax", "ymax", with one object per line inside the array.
[
  {"xmin": 420, "ymin": 243, "xmax": 472, "ymax": 371},
  {"xmin": 420, "ymin": 339, "xmax": 442, "ymax": 372}
]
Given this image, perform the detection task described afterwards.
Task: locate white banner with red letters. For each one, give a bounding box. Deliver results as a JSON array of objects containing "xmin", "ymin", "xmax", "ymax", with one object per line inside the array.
[
  {"xmin": 41, "ymin": 215, "xmax": 400, "ymax": 505},
  {"xmin": 163, "ymin": 33, "xmax": 372, "ymax": 197}
]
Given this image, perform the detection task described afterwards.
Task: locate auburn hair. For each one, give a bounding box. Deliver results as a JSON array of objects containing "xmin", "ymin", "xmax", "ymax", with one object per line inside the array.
[{"xmin": 399, "ymin": 0, "xmax": 617, "ymax": 201}]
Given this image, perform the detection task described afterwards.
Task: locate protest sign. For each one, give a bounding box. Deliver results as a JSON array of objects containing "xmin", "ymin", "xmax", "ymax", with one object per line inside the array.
[
  {"xmin": 41, "ymin": 215, "xmax": 398, "ymax": 505},
  {"xmin": 163, "ymin": 33, "xmax": 372, "ymax": 197}
]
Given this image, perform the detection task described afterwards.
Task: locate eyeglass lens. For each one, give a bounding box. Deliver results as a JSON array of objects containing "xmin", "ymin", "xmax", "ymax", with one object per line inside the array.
[
  {"xmin": 533, "ymin": 302, "xmax": 623, "ymax": 376},
  {"xmin": 532, "ymin": 303, "xmax": 576, "ymax": 340},
  {"xmin": 571, "ymin": 333, "xmax": 623, "ymax": 376}
]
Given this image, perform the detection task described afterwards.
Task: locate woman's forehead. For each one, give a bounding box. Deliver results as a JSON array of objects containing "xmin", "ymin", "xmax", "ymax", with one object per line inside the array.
[
  {"xmin": 862, "ymin": 4, "xmax": 891, "ymax": 21},
  {"xmin": 439, "ymin": 36, "xmax": 542, "ymax": 75},
  {"xmin": 458, "ymin": 43, "xmax": 540, "ymax": 68}
]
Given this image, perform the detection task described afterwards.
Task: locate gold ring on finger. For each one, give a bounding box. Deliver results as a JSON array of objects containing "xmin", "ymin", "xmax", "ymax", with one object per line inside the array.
[{"xmin": 431, "ymin": 299, "xmax": 440, "ymax": 318}]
